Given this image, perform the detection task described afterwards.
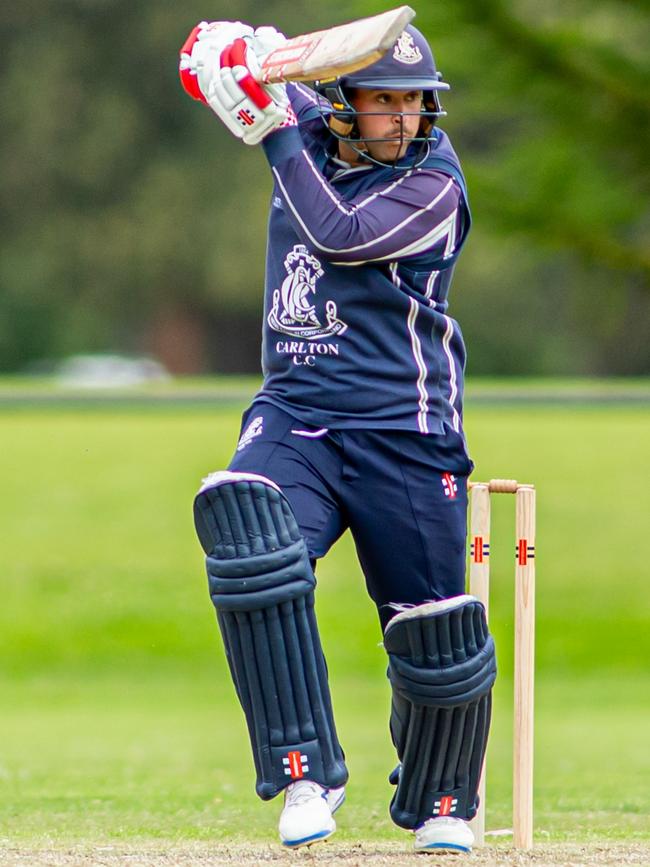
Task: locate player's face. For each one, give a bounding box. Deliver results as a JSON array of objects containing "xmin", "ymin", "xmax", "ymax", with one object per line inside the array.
[{"xmin": 351, "ymin": 89, "xmax": 424, "ymax": 162}]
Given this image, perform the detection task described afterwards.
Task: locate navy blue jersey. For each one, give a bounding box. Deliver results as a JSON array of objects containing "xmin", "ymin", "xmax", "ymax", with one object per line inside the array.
[{"xmin": 255, "ymin": 83, "xmax": 472, "ymax": 435}]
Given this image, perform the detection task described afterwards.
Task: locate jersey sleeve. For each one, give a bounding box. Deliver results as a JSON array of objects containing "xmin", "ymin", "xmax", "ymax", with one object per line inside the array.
[
  {"xmin": 261, "ymin": 126, "xmax": 463, "ymax": 265},
  {"xmin": 286, "ymin": 81, "xmax": 329, "ymax": 123}
]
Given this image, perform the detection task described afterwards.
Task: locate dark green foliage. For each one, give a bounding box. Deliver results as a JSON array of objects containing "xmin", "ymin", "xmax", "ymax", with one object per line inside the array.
[{"xmin": 0, "ymin": 0, "xmax": 648, "ymax": 373}]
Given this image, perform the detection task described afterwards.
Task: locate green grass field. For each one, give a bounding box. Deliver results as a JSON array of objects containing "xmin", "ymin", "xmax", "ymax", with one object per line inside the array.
[{"xmin": 1, "ymin": 380, "xmax": 649, "ymax": 861}]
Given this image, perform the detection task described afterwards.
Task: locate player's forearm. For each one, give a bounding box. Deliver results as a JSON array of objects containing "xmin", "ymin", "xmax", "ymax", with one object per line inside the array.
[{"xmin": 263, "ymin": 130, "xmax": 462, "ymax": 264}]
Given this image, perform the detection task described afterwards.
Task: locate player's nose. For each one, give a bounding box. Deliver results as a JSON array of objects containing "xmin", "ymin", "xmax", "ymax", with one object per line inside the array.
[{"xmin": 390, "ymin": 98, "xmax": 411, "ymax": 121}]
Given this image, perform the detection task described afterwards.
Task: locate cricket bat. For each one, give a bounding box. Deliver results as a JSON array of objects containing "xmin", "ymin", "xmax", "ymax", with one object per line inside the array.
[{"xmin": 258, "ymin": 6, "xmax": 415, "ymax": 84}]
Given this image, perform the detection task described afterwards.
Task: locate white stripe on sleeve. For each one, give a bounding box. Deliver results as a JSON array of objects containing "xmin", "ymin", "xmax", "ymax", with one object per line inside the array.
[
  {"xmin": 441, "ymin": 315, "xmax": 461, "ymax": 432},
  {"xmin": 407, "ymin": 298, "xmax": 430, "ymax": 434},
  {"xmin": 272, "ymin": 160, "xmax": 455, "ymax": 261}
]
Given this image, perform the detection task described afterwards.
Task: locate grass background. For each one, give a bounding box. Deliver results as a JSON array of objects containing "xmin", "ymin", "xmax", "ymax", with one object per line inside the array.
[{"xmin": 1, "ymin": 378, "xmax": 649, "ymax": 848}]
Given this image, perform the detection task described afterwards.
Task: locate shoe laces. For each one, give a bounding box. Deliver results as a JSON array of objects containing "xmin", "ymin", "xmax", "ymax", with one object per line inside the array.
[{"xmin": 284, "ymin": 780, "xmax": 326, "ymax": 807}]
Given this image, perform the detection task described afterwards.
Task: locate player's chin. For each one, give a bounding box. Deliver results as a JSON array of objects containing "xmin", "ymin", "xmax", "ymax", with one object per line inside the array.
[{"xmin": 377, "ymin": 140, "xmax": 411, "ymax": 162}]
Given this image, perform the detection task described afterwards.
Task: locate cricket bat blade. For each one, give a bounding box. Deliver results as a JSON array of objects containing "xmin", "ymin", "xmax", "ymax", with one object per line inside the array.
[{"xmin": 259, "ymin": 6, "xmax": 416, "ymax": 84}]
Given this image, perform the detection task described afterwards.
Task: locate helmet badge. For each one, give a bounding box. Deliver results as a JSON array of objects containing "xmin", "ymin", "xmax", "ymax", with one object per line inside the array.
[{"xmin": 393, "ymin": 31, "xmax": 423, "ymax": 65}]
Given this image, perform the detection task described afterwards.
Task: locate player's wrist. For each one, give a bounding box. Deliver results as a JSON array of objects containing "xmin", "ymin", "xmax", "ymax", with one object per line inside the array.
[{"xmin": 261, "ymin": 123, "xmax": 304, "ymax": 164}]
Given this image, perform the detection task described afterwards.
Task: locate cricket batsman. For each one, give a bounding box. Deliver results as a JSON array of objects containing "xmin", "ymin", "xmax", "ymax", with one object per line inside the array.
[{"xmin": 181, "ymin": 16, "xmax": 496, "ymax": 854}]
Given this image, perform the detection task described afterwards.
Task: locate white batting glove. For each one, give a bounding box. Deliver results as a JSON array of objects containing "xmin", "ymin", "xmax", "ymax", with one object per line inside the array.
[
  {"xmin": 179, "ymin": 21, "xmax": 254, "ymax": 105},
  {"xmin": 249, "ymin": 27, "xmax": 293, "ymax": 114},
  {"xmin": 251, "ymin": 25, "xmax": 287, "ymax": 58},
  {"xmin": 207, "ymin": 38, "xmax": 297, "ymax": 145}
]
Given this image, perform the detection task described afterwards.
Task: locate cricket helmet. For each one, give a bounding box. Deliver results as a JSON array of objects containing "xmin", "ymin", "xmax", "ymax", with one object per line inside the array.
[{"xmin": 314, "ymin": 25, "xmax": 449, "ymax": 166}]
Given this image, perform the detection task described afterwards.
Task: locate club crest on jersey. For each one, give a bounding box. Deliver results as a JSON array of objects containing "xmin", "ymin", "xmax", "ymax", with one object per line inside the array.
[
  {"xmin": 268, "ymin": 245, "xmax": 347, "ymax": 339},
  {"xmin": 237, "ymin": 415, "xmax": 263, "ymax": 451},
  {"xmin": 393, "ymin": 31, "xmax": 423, "ymax": 65}
]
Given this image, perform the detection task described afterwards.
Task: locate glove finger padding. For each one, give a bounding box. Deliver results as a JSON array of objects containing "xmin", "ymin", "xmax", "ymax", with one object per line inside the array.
[
  {"xmin": 251, "ymin": 25, "xmax": 287, "ymax": 57},
  {"xmin": 251, "ymin": 26, "xmax": 290, "ymax": 104},
  {"xmin": 205, "ymin": 43, "xmax": 263, "ymax": 140},
  {"xmin": 208, "ymin": 39, "xmax": 293, "ymax": 145},
  {"xmin": 179, "ymin": 21, "xmax": 255, "ymax": 104},
  {"xmin": 179, "ymin": 24, "xmax": 209, "ymax": 103},
  {"xmin": 219, "ymin": 41, "xmax": 272, "ymax": 110}
]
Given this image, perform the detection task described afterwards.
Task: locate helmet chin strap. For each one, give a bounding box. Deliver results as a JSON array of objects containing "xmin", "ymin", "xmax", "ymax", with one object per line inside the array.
[
  {"xmin": 328, "ymin": 114, "xmax": 432, "ymax": 170},
  {"xmin": 314, "ymin": 22, "xmax": 449, "ymax": 168},
  {"xmin": 328, "ymin": 116, "xmax": 354, "ymax": 138},
  {"xmin": 336, "ymin": 135, "xmax": 431, "ymax": 171}
]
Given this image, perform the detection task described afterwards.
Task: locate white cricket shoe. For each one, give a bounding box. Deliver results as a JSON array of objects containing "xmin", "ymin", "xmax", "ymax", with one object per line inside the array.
[
  {"xmin": 278, "ymin": 780, "xmax": 345, "ymax": 848},
  {"xmin": 414, "ymin": 816, "xmax": 474, "ymax": 853}
]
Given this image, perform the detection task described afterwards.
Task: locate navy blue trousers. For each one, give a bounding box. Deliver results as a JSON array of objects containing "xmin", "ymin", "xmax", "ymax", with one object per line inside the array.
[{"xmin": 229, "ymin": 403, "xmax": 473, "ymax": 630}]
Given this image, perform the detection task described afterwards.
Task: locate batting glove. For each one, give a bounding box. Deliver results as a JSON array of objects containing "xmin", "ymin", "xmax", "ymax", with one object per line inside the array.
[
  {"xmin": 251, "ymin": 25, "xmax": 287, "ymax": 59},
  {"xmin": 209, "ymin": 38, "xmax": 297, "ymax": 145},
  {"xmin": 179, "ymin": 21, "xmax": 254, "ymax": 104}
]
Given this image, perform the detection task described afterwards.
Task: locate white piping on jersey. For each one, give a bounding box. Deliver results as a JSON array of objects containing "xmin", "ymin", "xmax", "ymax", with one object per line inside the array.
[
  {"xmin": 331, "ymin": 164, "xmax": 373, "ymax": 179},
  {"xmin": 300, "ymin": 152, "xmax": 352, "ymax": 215},
  {"xmin": 389, "ymin": 262, "xmax": 401, "ymax": 289},
  {"xmin": 407, "ymin": 297, "xmax": 430, "ymax": 434},
  {"xmin": 301, "ymin": 150, "xmax": 414, "ymax": 214},
  {"xmin": 290, "ymin": 428, "xmax": 329, "ymax": 438},
  {"xmin": 303, "ymin": 150, "xmax": 453, "ymax": 247},
  {"xmin": 443, "ymin": 210, "xmax": 457, "ymax": 257},
  {"xmin": 425, "ymin": 270, "xmax": 439, "ymax": 300},
  {"xmin": 441, "ymin": 315, "xmax": 461, "ymax": 432},
  {"xmin": 346, "ymin": 173, "xmax": 414, "ymax": 214},
  {"xmin": 291, "ymin": 82, "xmax": 320, "ymax": 106},
  {"xmin": 372, "ymin": 208, "xmax": 457, "ymax": 263},
  {"xmin": 331, "ymin": 209, "xmax": 457, "ymax": 266},
  {"xmin": 272, "ymin": 158, "xmax": 454, "ymax": 260}
]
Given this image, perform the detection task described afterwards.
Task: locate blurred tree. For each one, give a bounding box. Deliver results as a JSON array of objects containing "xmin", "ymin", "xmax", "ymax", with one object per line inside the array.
[
  {"xmin": 0, "ymin": 0, "xmax": 648, "ymax": 374},
  {"xmin": 410, "ymin": 0, "xmax": 650, "ymax": 374}
]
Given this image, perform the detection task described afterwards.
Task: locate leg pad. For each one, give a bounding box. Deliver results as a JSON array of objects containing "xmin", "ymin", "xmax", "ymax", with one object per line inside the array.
[
  {"xmin": 384, "ymin": 595, "xmax": 496, "ymax": 829},
  {"xmin": 194, "ymin": 471, "xmax": 348, "ymax": 799}
]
